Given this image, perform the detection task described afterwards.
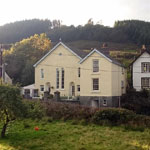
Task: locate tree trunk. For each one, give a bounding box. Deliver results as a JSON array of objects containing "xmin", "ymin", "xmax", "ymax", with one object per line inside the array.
[{"xmin": 1, "ymin": 114, "xmax": 9, "ymax": 138}]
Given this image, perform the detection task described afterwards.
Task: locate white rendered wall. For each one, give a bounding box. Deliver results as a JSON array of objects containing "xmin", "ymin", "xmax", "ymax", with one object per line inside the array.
[{"xmin": 133, "ymin": 52, "xmax": 150, "ymax": 91}]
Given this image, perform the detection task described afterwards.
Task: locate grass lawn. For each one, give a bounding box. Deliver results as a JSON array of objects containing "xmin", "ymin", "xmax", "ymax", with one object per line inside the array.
[{"xmin": 0, "ymin": 119, "xmax": 150, "ymax": 150}]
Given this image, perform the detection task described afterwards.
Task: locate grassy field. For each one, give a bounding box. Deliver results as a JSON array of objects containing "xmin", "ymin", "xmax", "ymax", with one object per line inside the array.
[{"xmin": 0, "ymin": 119, "xmax": 150, "ymax": 150}]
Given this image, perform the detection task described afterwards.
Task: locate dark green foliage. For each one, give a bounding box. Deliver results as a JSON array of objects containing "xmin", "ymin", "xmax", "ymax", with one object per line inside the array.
[
  {"xmin": 44, "ymin": 101, "xmax": 96, "ymax": 121},
  {"xmin": 0, "ymin": 19, "xmax": 150, "ymax": 45},
  {"xmin": 0, "ymin": 84, "xmax": 25, "ymax": 138},
  {"xmin": 23, "ymin": 100, "xmax": 46, "ymax": 119},
  {"xmin": 114, "ymin": 20, "xmax": 150, "ymax": 44},
  {"xmin": 121, "ymin": 89, "xmax": 150, "ymax": 115},
  {"xmin": 43, "ymin": 101, "xmax": 150, "ymax": 129},
  {"xmin": 92, "ymin": 108, "xmax": 136, "ymax": 126},
  {"xmin": 0, "ymin": 19, "xmax": 52, "ymax": 43}
]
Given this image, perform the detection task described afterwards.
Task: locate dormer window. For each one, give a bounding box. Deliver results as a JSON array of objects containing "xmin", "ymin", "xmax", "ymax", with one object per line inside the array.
[{"xmin": 93, "ymin": 60, "xmax": 99, "ymax": 72}]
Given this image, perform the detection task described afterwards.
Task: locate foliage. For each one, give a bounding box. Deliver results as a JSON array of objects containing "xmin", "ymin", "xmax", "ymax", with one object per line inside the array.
[
  {"xmin": 44, "ymin": 101, "xmax": 97, "ymax": 121},
  {"xmin": 0, "ymin": 19, "xmax": 52, "ymax": 43},
  {"xmin": 4, "ymin": 33, "xmax": 51, "ymax": 85},
  {"xmin": 0, "ymin": 19, "xmax": 150, "ymax": 45},
  {"xmin": 1, "ymin": 119, "xmax": 150, "ymax": 150},
  {"xmin": 121, "ymin": 89, "xmax": 150, "ymax": 115},
  {"xmin": 43, "ymin": 101, "xmax": 150, "ymax": 128},
  {"xmin": 23, "ymin": 100, "xmax": 46, "ymax": 119},
  {"xmin": 92, "ymin": 108, "xmax": 136, "ymax": 126},
  {"xmin": 0, "ymin": 84, "xmax": 25, "ymax": 138}
]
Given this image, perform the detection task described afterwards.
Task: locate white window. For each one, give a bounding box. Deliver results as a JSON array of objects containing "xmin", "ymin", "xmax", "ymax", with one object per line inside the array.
[
  {"xmin": 122, "ymin": 68, "xmax": 124, "ymax": 74},
  {"xmin": 93, "ymin": 78, "xmax": 99, "ymax": 90},
  {"xmin": 78, "ymin": 67, "xmax": 80, "ymax": 77},
  {"xmin": 93, "ymin": 60, "xmax": 99, "ymax": 72},
  {"xmin": 56, "ymin": 68, "xmax": 59, "ymax": 89},
  {"xmin": 103, "ymin": 100, "xmax": 107, "ymax": 106},
  {"xmin": 61, "ymin": 68, "xmax": 64, "ymax": 89},
  {"xmin": 41, "ymin": 69, "xmax": 44, "ymax": 78},
  {"xmin": 77, "ymin": 85, "xmax": 80, "ymax": 92},
  {"xmin": 141, "ymin": 62, "xmax": 150, "ymax": 73},
  {"xmin": 121, "ymin": 81, "xmax": 124, "ymax": 89},
  {"xmin": 141, "ymin": 78, "xmax": 150, "ymax": 88},
  {"xmin": 40, "ymin": 85, "xmax": 44, "ymax": 91}
]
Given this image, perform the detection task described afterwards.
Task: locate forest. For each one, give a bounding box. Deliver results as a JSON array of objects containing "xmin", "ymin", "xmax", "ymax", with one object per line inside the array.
[
  {"xmin": 0, "ymin": 19, "xmax": 150, "ymax": 45},
  {"xmin": 1, "ymin": 19, "xmax": 150, "ymax": 85}
]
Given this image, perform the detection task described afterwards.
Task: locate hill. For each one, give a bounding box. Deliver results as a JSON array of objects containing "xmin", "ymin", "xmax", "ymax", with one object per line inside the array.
[{"xmin": 1, "ymin": 19, "xmax": 150, "ymax": 47}]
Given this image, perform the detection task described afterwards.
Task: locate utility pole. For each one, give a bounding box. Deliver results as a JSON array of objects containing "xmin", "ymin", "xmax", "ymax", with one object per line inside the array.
[{"xmin": 0, "ymin": 44, "xmax": 3, "ymax": 80}]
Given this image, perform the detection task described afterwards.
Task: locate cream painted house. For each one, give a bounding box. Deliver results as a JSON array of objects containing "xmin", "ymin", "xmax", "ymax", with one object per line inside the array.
[{"xmin": 34, "ymin": 42, "xmax": 126, "ymax": 107}]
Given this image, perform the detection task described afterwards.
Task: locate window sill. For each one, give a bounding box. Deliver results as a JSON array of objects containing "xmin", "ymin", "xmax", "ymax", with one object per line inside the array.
[
  {"xmin": 91, "ymin": 72, "xmax": 100, "ymax": 75},
  {"xmin": 56, "ymin": 89, "xmax": 65, "ymax": 91},
  {"xmin": 91, "ymin": 90, "xmax": 100, "ymax": 93},
  {"xmin": 60, "ymin": 89, "xmax": 65, "ymax": 91}
]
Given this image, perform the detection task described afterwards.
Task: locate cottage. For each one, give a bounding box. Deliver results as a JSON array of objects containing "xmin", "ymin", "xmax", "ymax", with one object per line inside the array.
[
  {"xmin": 131, "ymin": 49, "xmax": 150, "ymax": 91},
  {"xmin": 34, "ymin": 42, "xmax": 126, "ymax": 107}
]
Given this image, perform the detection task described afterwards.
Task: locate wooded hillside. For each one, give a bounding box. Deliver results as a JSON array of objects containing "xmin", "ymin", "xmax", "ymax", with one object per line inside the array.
[{"xmin": 0, "ymin": 19, "xmax": 150, "ymax": 45}]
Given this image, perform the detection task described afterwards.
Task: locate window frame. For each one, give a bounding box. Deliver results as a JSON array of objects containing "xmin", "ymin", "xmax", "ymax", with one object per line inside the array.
[
  {"xmin": 77, "ymin": 85, "xmax": 80, "ymax": 92},
  {"xmin": 41, "ymin": 69, "xmax": 44, "ymax": 79},
  {"xmin": 61, "ymin": 68, "xmax": 65, "ymax": 89},
  {"xmin": 141, "ymin": 77, "xmax": 150, "ymax": 88},
  {"xmin": 93, "ymin": 59, "xmax": 99, "ymax": 73},
  {"xmin": 121, "ymin": 80, "xmax": 124, "ymax": 89},
  {"xmin": 40, "ymin": 85, "xmax": 44, "ymax": 91},
  {"xmin": 103, "ymin": 99, "xmax": 107, "ymax": 106},
  {"xmin": 78, "ymin": 67, "xmax": 80, "ymax": 77},
  {"xmin": 141, "ymin": 62, "xmax": 150, "ymax": 73},
  {"xmin": 56, "ymin": 68, "xmax": 59, "ymax": 89},
  {"xmin": 92, "ymin": 78, "xmax": 99, "ymax": 91}
]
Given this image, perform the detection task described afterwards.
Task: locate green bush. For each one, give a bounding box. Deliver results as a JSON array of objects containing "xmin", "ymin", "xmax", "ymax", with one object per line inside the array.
[
  {"xmin": 92, "ymin": 108, "xmax": 136, "ymax": 126},
  {"xmin": 23, "ymin": 100, "xmax": 46, "ymax": 119}
]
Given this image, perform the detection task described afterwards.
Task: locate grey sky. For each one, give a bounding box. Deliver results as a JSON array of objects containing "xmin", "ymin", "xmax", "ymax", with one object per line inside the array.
[{"xmin": 0, "ymin": 0, "xmax": 149, "ymax": 27}]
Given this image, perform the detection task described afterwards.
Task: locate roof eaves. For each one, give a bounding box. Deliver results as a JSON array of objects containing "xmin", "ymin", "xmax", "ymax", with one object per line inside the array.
[
  {"xmin": 33, "ymin": 42, "xmax": 82, "ymax": 67},
  {"xmin": 80, "ymin": 49, "xmax": 112, "ymax": 64},
  {"xmin": 130, "ymin": 50, "xmax": 150, "ymax": 66}
]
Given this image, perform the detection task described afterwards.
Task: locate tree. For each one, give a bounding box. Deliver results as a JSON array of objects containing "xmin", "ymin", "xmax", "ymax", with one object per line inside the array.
[
  {"xmin": 0, "ymin": 84, "xmax": 25, "ymax": 138},
  {"xmin": 4, "ymin": 33, "xmax": 51, "ymax": 86}
]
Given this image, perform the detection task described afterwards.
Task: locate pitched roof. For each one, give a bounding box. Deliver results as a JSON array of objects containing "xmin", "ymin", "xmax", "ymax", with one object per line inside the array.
[
  {"xmin": 33, "ymin": 41, "xmax": 124, "ymax": 68},
  {"xmin": 130, "ymin": 49, "xmax": 150, "ymax": 66},
  {"xmin": 33, "ymin": 42, "xmax": 82, "ymax": 67},
  {"xmin": 79, "ymin": 49, "xmax": 124, "ymax": 67}
]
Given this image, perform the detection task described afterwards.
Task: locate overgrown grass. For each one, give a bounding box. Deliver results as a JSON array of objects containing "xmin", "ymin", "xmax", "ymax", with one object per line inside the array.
[{"xmin": 0, "ymin": 119, "xmax": 150, "ymax": 150}]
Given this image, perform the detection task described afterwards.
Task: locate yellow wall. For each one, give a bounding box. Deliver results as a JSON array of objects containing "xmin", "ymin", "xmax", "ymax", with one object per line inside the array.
[
  {"xmin": 111, "ymin": 64, "xmax": 126, "ymax": 96},
  {"xmin": 35, "ymin": 44, "xmax": 126, "ymax": 98},
  {"xmin": 80, "ymin": 52, "xmax": 126, "ymax": 96},
  {"xmin": 35, "ymin": 44, "xmax": 81, "ymax": 97}
]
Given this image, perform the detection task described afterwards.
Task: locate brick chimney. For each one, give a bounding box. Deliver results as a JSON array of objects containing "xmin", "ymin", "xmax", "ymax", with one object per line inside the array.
[
  {"xmin": 140, "ymin": 44, "xmax": 146, "ymax": 54},
  {"xmin": 102, "ymin": 43, "xmax": 108, "ymax": 48}
]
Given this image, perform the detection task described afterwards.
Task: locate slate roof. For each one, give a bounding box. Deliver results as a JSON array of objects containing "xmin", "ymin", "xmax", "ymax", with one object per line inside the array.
[
  {"xmin": 65, "ymin": 43, "xmax": 124, "ymax": 67},
  {"xmin": 34, "ymin": 42, "xmax": 124, "ymax": 68},
  {"xmin": 130, "ymin": 49, "xmax": 150, "ymax": 66}
]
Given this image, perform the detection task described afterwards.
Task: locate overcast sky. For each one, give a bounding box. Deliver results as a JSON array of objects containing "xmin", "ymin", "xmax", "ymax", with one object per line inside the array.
[{"xmin": 0, "ymin": 0, "xmax": 150, "ymax": 27}]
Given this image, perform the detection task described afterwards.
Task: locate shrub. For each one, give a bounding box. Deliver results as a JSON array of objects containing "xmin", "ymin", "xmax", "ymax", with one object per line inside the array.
[
  {"xmin": 121, "ymin": 89, "xmax": 150, "ymax": 115},
  {"xmin": 92, "ymin": 108, "xmax": 136, "ymax": 126},
  {"xmin": 23, "ymin": 100, "xmax": 46, "ymax": 119},
  {"xmin": 43, "ymin": 101, "xmax": 97, "ymax": 121}
]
